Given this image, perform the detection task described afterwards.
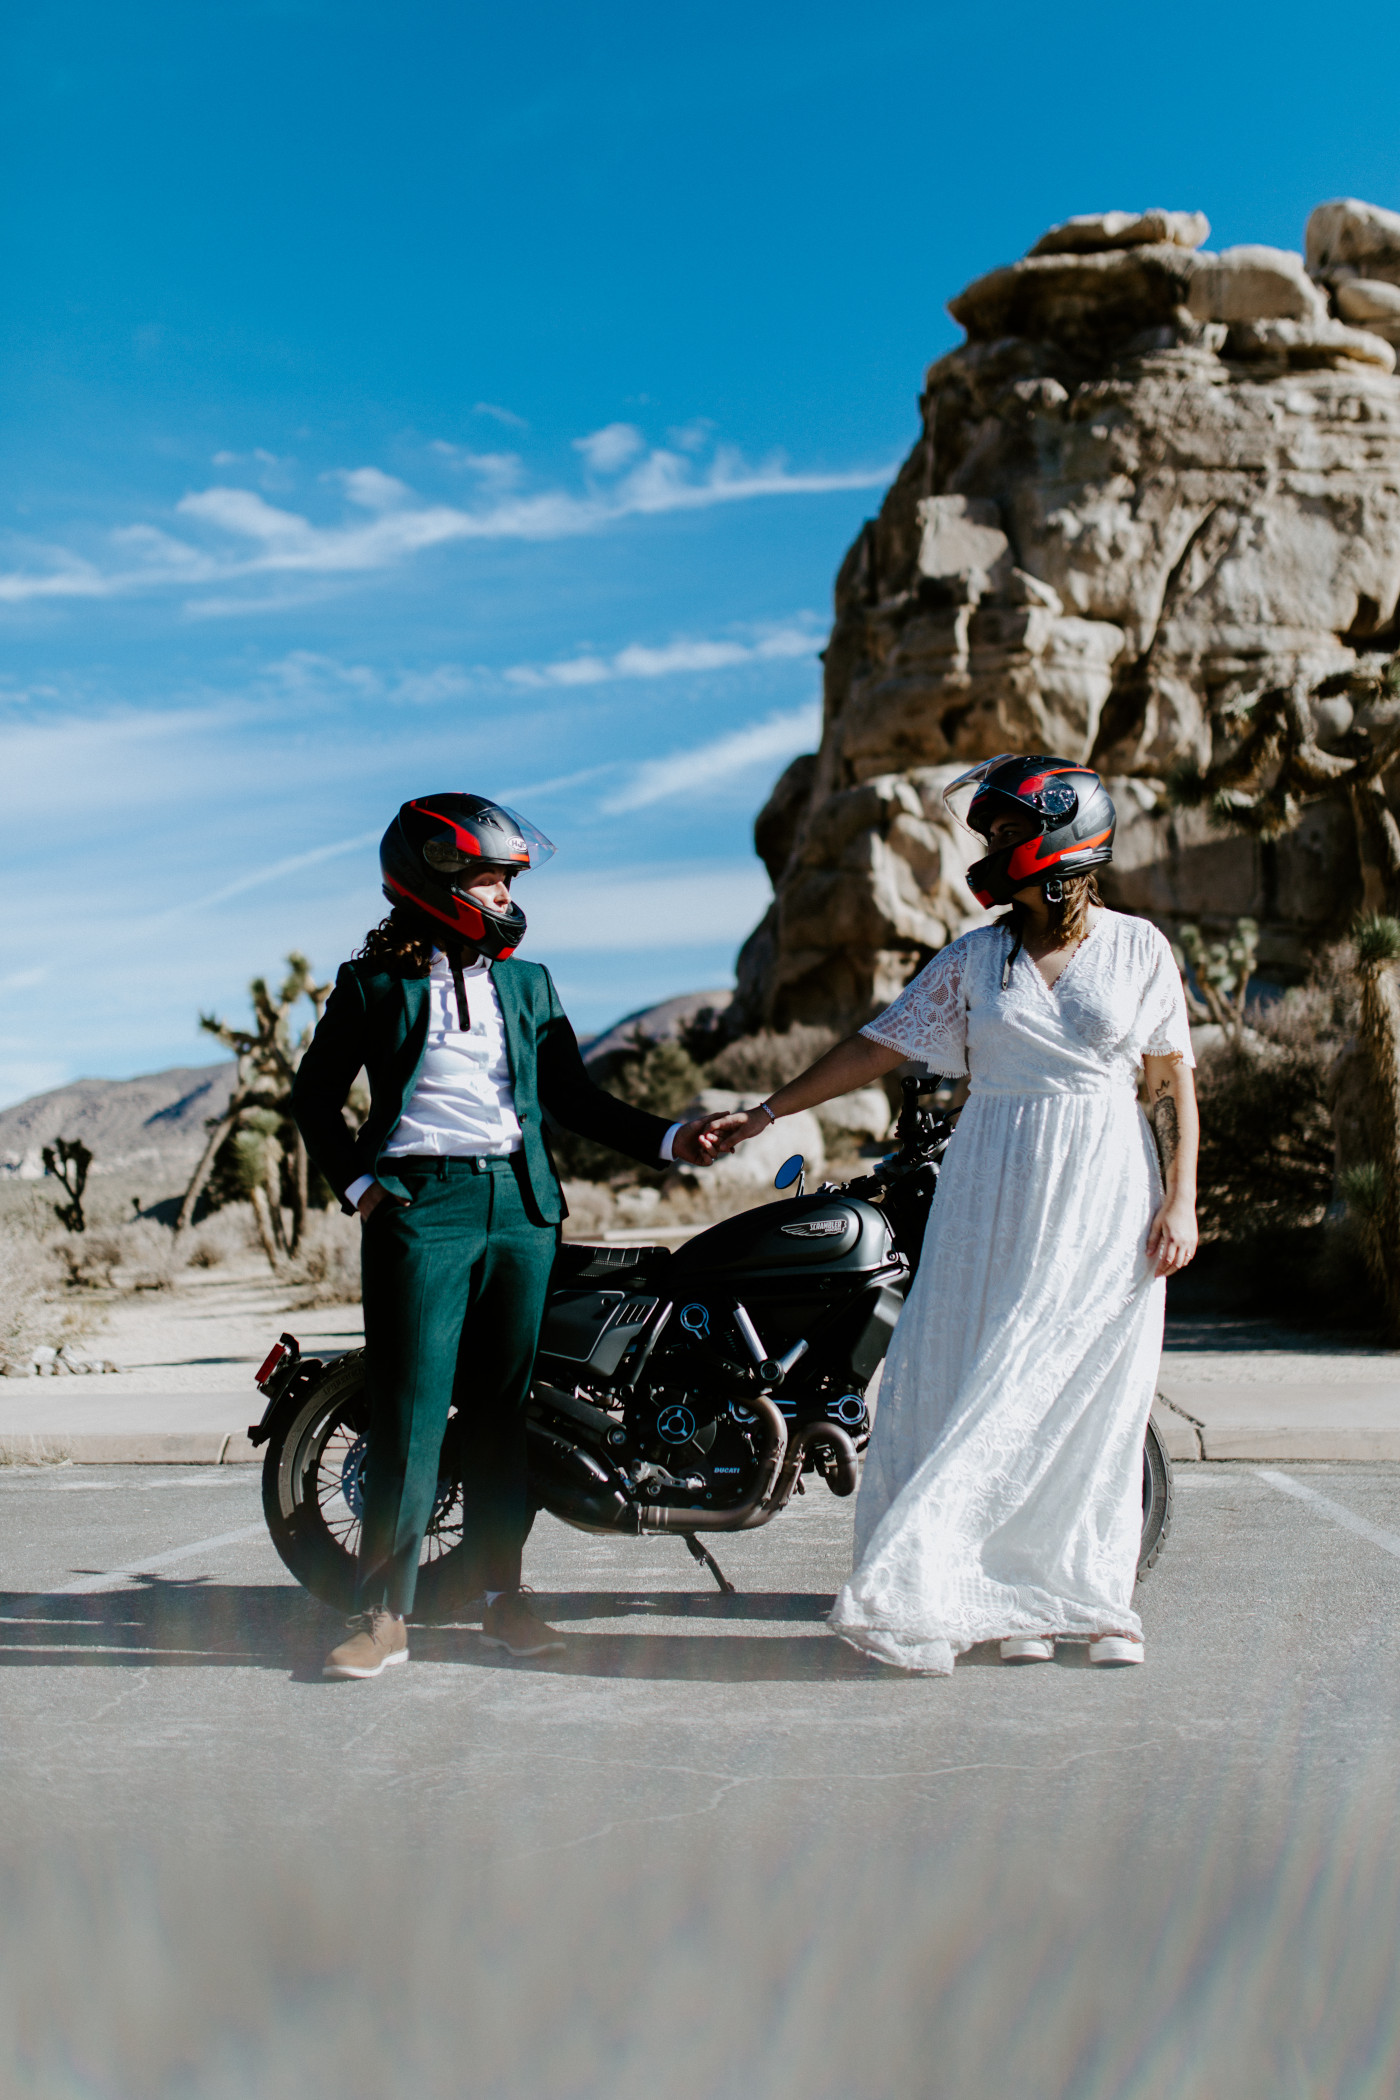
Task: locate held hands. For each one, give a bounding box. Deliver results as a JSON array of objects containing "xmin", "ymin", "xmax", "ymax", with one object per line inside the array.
[
  {"xmin": 1147, "ymin": 1195, "xmax": 1197, "ymax": 1279},
  {"xmin": 669, "ymin": 1113, "xmax": 740, "ymax": 1167},
  {"xmin": 706, "ymin": 1106, "xmax": 774, "ymax": 1157}
]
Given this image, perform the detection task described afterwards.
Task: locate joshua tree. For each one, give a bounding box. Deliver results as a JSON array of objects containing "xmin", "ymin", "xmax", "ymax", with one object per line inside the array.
[
  {"xmin": 176, "ymin": 954, "xmax": 332, "ymax": 1261},
  {"xmin": 43, "ymin": 1137, "xmax": 93, "ymax": 1234},
  {"xmin": 1175, "ymin": 919, "xmax": 1258, "ymax": 1042},
  {"xmin": 1168, "ymin": 656, "xmax": 1400, "ymax": 913}
]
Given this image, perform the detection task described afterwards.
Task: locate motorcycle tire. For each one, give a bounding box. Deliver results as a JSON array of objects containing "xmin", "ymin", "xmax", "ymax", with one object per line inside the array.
[
  {"xmin": 260, "ymin": 1350, "xmax": 484, "ymax": 1620},
  {"xmin": 1138, "ymin": 1415, "xmax": 1174, "ymax": 1577}
]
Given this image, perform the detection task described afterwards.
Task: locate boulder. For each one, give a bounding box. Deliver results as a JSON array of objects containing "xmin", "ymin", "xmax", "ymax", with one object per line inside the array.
[
  {"xmin": 916, "ymin": 495, "xmax": 1012, "ymax": 596},
  {"xmin": 1187, "ymin": 245, "xmax": 1327, "ymax": 324},
  {"xmin": 1223, "ymin": 317, "xmax": 1396, "ymax": 371},
  {"xmin": 1307, "ymin": 197, "xmax": 1400, "ymax": 286},
  {"xmin": 753, "ymin": 753, "xmax": 818, "ymax": 884},
  {"xmin": 947, "ymin": 244, "xmax": 1198, "ymax": 352},
  {"xmin": 1030, "ymin": 209, "xmax": 1210, "ymax": 257},
  {"xmin": 814, "ymin": 1088, "xmax": 893, "ymax": 1144},
  {"xmin": 1335, "ymin": 278, "xmax": 1400, "ymax": 345},
  {"xmin": 733, "ymin": 197, "xmax": 1400, "ymax": 1035}
]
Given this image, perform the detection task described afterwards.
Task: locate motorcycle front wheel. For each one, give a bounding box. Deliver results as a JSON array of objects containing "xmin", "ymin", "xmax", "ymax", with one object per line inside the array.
[
  {"xmin": 260, "ymin": 1350, "xmax": 484, "ymax": 1619},
  {"xmin": 1138, "ymin": 1414, "xmax": 1173, "ymax": 1577}
]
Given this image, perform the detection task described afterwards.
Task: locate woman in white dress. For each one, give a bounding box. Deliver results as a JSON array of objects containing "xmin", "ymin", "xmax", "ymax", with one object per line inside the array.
[{"xmin": 716, "ymin": 755, "xmax": 1198, "ymax": 1673}]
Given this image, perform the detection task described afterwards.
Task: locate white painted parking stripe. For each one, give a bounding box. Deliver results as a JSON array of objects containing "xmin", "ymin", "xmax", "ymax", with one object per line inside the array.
[
  {"xmin": 51, "ymin": 1524, "xmax": 267, "ymax": 1595},
  {"xmin": 1256, "ymin": 1469, "xmax": 1400, "ymax": 1561}
]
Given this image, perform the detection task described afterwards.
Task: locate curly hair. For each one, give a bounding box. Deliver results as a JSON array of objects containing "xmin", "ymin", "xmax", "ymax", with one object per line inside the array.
[{"xmin": 353, "ymin": 903, "xmax": 437, "ymax": 976}]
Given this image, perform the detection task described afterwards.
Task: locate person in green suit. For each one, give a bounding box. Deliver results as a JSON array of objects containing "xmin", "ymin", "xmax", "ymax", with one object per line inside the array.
[{"xmin": 292, "ymin": 792, "xmax": 724, "ymax": 1680}]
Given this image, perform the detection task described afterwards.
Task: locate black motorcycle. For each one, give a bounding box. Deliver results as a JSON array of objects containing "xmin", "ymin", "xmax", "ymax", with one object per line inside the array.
[{"xmin": 250, "ymin": 1076, "xmax": 1173, "ymax": 1611}]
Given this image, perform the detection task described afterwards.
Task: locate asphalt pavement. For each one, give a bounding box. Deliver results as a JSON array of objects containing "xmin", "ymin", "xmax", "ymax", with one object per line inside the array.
[{"xmin": 5, "ymin": 1459, "xmax": 1400, "ymax": 2097}]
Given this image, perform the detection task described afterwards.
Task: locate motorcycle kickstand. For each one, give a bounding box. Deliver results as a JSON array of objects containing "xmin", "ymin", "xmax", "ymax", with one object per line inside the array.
[{"xmin": 684, "ymin": 1534, "xmax": 736, "ymax": 1596}]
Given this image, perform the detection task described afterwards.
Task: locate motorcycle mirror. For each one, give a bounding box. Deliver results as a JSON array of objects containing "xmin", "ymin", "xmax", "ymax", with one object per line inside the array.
[{"xmin": 773, "ymin": 1154, "xmax": 805, "ymax": 1192}]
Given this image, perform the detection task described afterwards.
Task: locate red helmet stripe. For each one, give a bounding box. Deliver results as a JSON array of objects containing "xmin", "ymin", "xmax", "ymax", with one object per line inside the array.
[
  {"xmin": 384, "ymin": 874, "xmax": 487, "ymax": 939},
  {"xmin": 1006, "ymin": 825, "xmax": 1112, "ymax": 880}
]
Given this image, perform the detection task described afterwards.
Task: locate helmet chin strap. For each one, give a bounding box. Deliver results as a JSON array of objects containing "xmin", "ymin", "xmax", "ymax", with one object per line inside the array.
[
  {"xmin": 1000, "ymin": 874, "xmax": 1066, "ymax": 991},
  {"xmin": 446, "ymin": 943, "xmax": 472, "ymax": 1031}
]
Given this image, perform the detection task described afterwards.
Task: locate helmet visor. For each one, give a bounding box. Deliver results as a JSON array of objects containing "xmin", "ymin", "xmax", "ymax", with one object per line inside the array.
[
  {"xmin": 494, "ymin": 805, "xmax": 556, "ymax": 870},
  {"xmin": 941, "ymin": 756, "xmax": 1018, "ymax": 832}
]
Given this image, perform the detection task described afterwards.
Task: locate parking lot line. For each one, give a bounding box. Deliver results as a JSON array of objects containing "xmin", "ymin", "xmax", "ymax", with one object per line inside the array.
[
  {"xmin": 1256, "ymin": 1468, "xmax": 1400, "ymax": 1561},
  {"xmin": 51, "ymin": 1524, "xmax": 267, "ymax": 1596}
]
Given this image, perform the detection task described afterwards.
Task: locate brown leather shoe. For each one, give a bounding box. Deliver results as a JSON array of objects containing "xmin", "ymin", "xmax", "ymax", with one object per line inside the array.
[
  {"xmin": 323, "ymin": 1609, "xmax": 409, "ymax": 1680},
  {"xmin": 481, "ymin": 1592, "xmax": 565, "ymax": 1658}
]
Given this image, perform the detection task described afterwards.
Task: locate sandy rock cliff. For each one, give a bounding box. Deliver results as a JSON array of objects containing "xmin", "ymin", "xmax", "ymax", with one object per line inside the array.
[{"xmin": 737, "ymin": 198, "xmax": 1400, "ymax": 1032}]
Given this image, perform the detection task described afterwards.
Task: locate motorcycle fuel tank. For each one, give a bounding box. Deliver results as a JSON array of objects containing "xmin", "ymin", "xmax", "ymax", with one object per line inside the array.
[{"xmin": 672, "ymin": 1194, "xmax": 892, "ymax": 1279}]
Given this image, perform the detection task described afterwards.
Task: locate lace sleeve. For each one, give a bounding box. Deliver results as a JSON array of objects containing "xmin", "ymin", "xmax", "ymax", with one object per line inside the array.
[
  {"xmin": 860, "ymin": 941, "xmax": 969, "ymax": 1074},
  {"xmin": 1138, "ymin": 929, "xmax": 1196, "ymax": 1067}
]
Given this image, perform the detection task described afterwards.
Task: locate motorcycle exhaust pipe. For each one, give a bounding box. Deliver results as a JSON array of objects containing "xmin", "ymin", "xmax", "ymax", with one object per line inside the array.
[
  {"xmin": 773, "ymin": 1420, "xmax": 860, "ymax": 1502},
  {"xmin": 636, "ymin": 1393, "xmax": 789, "ymax": 1534}
]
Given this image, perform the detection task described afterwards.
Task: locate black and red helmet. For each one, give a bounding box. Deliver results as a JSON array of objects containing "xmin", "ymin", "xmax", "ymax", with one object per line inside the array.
[
  {"xmin": 379, "ymin": 793, "xmax": 555, "ymax": 959},
  {"xmin": 945, "ymin": 754, "xmax": 1116, "ymax": 908}
]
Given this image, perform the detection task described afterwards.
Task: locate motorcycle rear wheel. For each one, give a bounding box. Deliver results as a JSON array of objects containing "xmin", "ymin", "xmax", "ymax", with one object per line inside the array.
[{"xmin": 260, "ymin": 1350, "xmax": 485, "ymax": 1619}]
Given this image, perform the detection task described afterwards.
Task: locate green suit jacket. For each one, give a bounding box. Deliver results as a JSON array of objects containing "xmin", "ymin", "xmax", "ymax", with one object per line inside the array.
[{"xmin": 290, "ymin": 955, "xmax": 670, "ymax": 1227}]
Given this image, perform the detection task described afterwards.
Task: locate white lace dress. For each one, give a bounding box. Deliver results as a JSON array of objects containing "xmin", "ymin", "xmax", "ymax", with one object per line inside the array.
[{"xmin": 829, "ymin": 911, "xmax": 1194, "ymax": 1674}]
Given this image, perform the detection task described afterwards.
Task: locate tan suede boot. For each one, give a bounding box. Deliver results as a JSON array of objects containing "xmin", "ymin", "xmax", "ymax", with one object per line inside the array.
[{"xmin": 323, "ymin": 1609, "xmax": 409, "ymax": 1680}]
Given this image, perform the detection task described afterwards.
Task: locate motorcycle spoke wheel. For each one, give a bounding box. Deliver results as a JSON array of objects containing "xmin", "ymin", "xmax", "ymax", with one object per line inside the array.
[{"xmin": 259, "ymin": 1351, "xmax": 482, "ymax": 1617}]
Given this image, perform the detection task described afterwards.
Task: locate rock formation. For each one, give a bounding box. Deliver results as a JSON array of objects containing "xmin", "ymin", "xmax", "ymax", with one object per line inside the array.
[{"xmin": 737, "ymin": 197, "xmax": 1400, "ymax": 1032}]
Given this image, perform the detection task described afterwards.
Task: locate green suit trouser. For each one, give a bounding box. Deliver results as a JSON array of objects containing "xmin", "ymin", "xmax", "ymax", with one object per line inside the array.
[{"xmin": 356, "ymin": 1154, "xmax": 558, "ymax": 1616}]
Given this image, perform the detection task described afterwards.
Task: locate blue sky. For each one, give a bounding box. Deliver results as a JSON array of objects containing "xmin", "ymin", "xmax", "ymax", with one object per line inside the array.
[{"xmin": 3, "ymin": 0, "xmax": 1400, "ymax": 1105}]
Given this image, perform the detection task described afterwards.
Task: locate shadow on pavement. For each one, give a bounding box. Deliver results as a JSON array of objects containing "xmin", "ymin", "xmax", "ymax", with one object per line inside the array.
[{"xmin": 0, "ymin": 1583, "xmax": 900, "ymax": 1681}]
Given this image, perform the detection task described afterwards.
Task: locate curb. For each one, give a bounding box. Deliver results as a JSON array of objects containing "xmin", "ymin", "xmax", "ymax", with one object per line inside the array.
[{"xmin": 0, "ymin": 1432, "xmax": 261, "ymax": 1466}]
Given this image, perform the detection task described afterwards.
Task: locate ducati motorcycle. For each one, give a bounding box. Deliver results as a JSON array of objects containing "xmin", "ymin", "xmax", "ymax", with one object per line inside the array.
[{"xmin": 250, "ymin": 1078, "xmax": 1173, "ymax": 1609}]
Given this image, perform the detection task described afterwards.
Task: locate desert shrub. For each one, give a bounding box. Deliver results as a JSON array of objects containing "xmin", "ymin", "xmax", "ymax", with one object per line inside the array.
[
  {"xmin": 559, "ymin": 1181, "xmax": 619, "ymax": 1241},
  {"xmin": 0, "ymin": 1221, "xmax": 65, "ymax": 1374},
  {"xmin": 285, "ymin": 1210, "xmax": 362, "ymax": 1307},
  {"xmin": 548, "ymin": 1039, "xmax": 713, "ymax": 1183},
  {"xmin": 708, "ymin": 1025, "xmax": 837, "ymax": 1095},
  {"xmin": 183, "ymin": 1205, "xmax": 260, "ymax": 1269},
  {"xmin": 1181, "ymin": 944, "xmax": 1388, "ymax": 1327},
  {"xmin": 1194, "ymin": 1026, "xmax": 1335, "ymax": 1241},
  {"xmin": 59, "ymin": 1219, "xmax": 182, "ymax": 1293}
]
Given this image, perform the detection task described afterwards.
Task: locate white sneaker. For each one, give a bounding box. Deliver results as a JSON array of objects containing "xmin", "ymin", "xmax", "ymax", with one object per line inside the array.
[
  {"xmin": 1088, "ymin": 1636, "xmax": 1144, "ymax": 1666},
  {"xmin": 1000, "ymin": 1637, "xmax": 1056, "ymax": 1663}
]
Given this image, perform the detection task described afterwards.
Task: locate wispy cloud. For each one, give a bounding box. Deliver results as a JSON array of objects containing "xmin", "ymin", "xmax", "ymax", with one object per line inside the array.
[
  {"xmin": 0, "ymin": 438, "xmax": 892, "ymax": 611},
  {"xmin": 603, "ymin": 704, "xmax": 820, "ymax": 813},
  {"xmin": 430, "ymin": 442, "xmax": 524, "ymax": 490},
  {"xmin": 574, "ymin": 423, "xmax": 645, "ymax": 474},
  {"xmin": 504, "ymin": 622, "xmax": 821, "ymax": 690},
  {"xmin": 472, "ymin": 402, "xmax": 529, "ymax": 430},
  {"xmin": 151, "ymin": 830, "xmax": 386, "ymax": 921}
]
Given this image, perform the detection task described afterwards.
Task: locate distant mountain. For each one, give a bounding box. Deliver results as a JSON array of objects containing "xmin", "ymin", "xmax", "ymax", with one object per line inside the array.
[
  {"xmin": 0, "ymin": 1063, "xmax": 237, "ymax": 1180},
  {"xmin": 582, "ymin": 989, "xmax": 733, "ymax": 1080}
]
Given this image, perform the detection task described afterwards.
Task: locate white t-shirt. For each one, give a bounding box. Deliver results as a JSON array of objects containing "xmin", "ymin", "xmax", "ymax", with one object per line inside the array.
[{"xmin": 344, "ymin": 951, "xmax": 682, "ymax": 1206}]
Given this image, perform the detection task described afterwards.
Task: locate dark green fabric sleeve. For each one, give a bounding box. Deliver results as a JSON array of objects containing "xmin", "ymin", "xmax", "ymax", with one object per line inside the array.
[
  {"xmin": 290, "ymin": 962, "xmax": 370, "ymax": 1205},
  {"xmin": 534, "ymin": 970, "xmax": 672, "ymax": 1167}
]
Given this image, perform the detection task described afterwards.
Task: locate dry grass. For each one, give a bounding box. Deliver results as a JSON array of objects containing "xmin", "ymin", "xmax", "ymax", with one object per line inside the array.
[
  {"xmin": 707, "ymin": 1024, "xmax": 838, "ymax": 1095},
  {"xmin": 0, "ymin": 1220, "xmax": 67, "ymax": 1375},
  {"xmin": 284, "ymin": 1208, "xmax": 362, "ymax": 1306}
]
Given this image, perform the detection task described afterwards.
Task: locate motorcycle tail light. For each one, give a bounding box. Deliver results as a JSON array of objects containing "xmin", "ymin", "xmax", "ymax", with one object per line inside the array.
[{"xmin": 255, "ymin": 1341, "xmax": 288, "ymax": 1390}]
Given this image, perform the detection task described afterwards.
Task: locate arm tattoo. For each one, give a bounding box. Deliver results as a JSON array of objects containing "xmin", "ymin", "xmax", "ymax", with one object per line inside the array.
[{"xmin": 1150, "ymin": 1095, "xmax": 1180, "ymax": 1176}]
